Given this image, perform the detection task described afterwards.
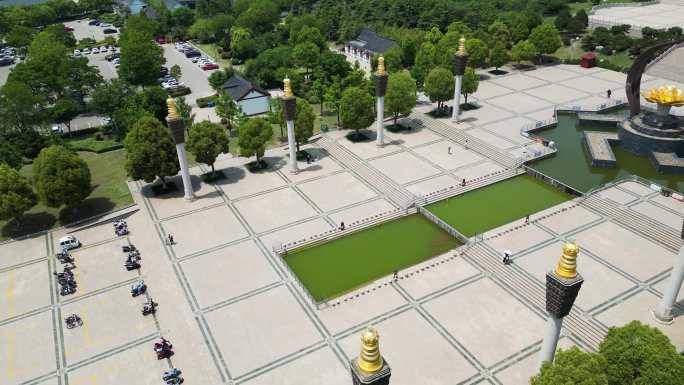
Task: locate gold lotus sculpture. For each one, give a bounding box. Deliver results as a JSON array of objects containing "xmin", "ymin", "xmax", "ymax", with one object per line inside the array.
[{"xmin": 642, "ymin": 86, "xmax": 684, "ymax": 107}]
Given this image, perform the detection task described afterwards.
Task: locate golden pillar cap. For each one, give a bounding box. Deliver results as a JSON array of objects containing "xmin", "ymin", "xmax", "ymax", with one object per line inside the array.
[
  {"xmin": 555, "ymin": 242, "xmax": 579, "ymax": 279},
  {"xmin": 283, "ymin": 77, "xmax": 294, "ymax": 98},
  {"xmin": 167, "ymin": 97, "xmax": 180, "ymax": 120},
  {"xmin": 377, "ymin": 56, "xmax": 386, "ymax": 76},
  {"xmin": 457, "ymin": 37, "xmax": 466, "ymax": 56},
  {"xmin": 357, "ymin": 327, "xmax": 383, "ymax": 373}
]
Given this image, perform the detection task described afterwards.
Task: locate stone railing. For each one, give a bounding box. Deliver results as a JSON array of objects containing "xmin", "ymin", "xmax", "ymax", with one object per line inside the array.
[
  {"xmin": 645, "ymin": 41, "xmax": 684, "ymax": 72},
  {"xmin": 588, "ymin": 0, "xmax": 658, "ymax": 15},
  {"xmin": 417, "ymin": 206, "xmax": 470, "ymax": 244}
]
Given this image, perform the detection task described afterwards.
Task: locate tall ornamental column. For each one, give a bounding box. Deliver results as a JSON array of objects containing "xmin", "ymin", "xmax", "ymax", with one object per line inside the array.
[
  {"xmin": 539, "ymin": 242, "xmax": 583, "ymax": 369},
  {"xmin": 281, "ymin": 77, "xmax": 298, "ymax": 174},
  {"xmin": 452, "ymin": 37, "xmax": 469, "ymax": 122},
  {"xmin": 653, "ymin": 219, "xmax": 684, "ymax": 324},
  {"xmin": 166, "ymin": 98, "xmax": 194, "ymax": 201},
  {"xmin": 350, "ymin": 327, "xmax": 391, "ymax": 385},
  {"xmin": 375, "ymin": 56, "xmax": 388, "ymax": 147}
]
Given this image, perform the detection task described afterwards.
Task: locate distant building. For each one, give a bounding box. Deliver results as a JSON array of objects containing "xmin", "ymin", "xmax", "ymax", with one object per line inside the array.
[
  {"xmin": 221, "ymin": 75, "xmax": 271, "ymax": 116},
  {"xmin": 344, "ymin": 28, "xmax": 397, "ymax": 72}
]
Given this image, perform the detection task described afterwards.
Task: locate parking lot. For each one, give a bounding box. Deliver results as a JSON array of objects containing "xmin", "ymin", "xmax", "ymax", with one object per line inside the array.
[
  {"xmin": 162, "ymin": 44, "xmax": 216, "ymax": 106},
  {"xmin": 64, "ymin": 19, "xmax": 119, "ymax": 42}
]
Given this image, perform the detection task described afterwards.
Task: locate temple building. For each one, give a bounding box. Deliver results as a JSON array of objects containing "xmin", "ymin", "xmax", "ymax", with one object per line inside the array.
[
  {"xmin": 221, "ymin": 74, "xmax": 272, "ymax": 116},
  {"xmin": 344, "ymin": 28, "xmax": 397, "ymax": 73}
]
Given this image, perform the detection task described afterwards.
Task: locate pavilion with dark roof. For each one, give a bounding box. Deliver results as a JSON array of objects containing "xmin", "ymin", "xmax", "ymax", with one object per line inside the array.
[
  {"xmin": 221, "ymin": 75, "xmax": 272, "ymax": 116},
  {"xmin": 344, "ymin": 28, "xmax": 397, "ymax": 68}
]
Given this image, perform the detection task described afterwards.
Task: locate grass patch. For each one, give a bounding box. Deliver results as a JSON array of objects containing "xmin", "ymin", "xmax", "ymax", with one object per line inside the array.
[
  {"xmin": 65, "ymin": 132, "xmax": 122, "ymax": 153},
  {"xmin": 554, "ymin": 41, "xmax": 633, "ymax": 70},
  {"xmin": 0, "ymin": 149, "xmax": 133, "ymax": 240},
  {"xmin": 285, "ymin": 214, "xmax": 461, "ymax": 301},
  {"xmin": 427, "ymin": 175, "xmax": 572, "ymax": 237}
]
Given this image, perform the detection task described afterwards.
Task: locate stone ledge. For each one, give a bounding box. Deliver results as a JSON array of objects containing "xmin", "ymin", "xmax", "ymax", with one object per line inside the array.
[{"xmin": 582, "ymin": 131, "xmax": 619, "ymax": 168}]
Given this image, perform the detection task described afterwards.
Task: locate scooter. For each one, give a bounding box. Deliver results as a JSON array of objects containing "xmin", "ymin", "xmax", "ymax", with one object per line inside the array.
[
  {"xmin": 65, "ymin": 314, "xmax": 83, "ymax": 329},
  {"xmin": 125, "ymin": 260, "xmax": 141, "ymax": 271},
  {"xmin": 165, "ymin": 377, "xmax": 183, "ymax": 384},
  {"xmin": 162, "ymin": 368, "xmax": 182, "ymax": 381},
  {"xmin": 142, "ymin": 299, "xmax": 158, "ymax": 315},
  {"xmin": 60, "ymin": 285, "xmax": 76, "ymax": 296},
  {"xmin": 131, "ymin": 280, "xmax": 146, "ymax": 297},
  {"xmin": 122, "ymin": 244, "xmax": 136, "ymax": 253}
]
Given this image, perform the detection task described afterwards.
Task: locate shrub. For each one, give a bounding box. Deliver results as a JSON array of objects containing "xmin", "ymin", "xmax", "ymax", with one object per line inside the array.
[
  {"xmin": 166, "ymin": 86, "xmax": 192, "ymax": 97},
  {"xmin": 196, "ymin": 94, "xmax": 219, "ymax": 108}
]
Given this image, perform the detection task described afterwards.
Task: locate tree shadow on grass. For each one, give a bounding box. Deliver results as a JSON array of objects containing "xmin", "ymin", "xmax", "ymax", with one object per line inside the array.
[
  {"xmin": 58, "ymin": 197, "xmax": 117, "ymax": 225},
  {"xmin": 1, "ymin": 212, "xmax": 58, "ymax": 239}
]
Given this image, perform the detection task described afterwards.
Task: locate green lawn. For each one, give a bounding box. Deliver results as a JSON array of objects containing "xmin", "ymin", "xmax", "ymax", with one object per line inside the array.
[
  {"xmin": 426, "ymin": 175, "xmax": 572, "ymax": 237},
  {"xmin": 285, "ymin": 214, "xmax": 461, "ymax": 301},
  {"xmin": 555, "ymin": 40, "xmax": 634, "ymax": 70},
  {"xmin": 0, "ymin": 149, "xmax": 133, "ymax": 240},
  {"xmin": 64, "ymin": 132, "xmax": 123, "ymax": 153}
]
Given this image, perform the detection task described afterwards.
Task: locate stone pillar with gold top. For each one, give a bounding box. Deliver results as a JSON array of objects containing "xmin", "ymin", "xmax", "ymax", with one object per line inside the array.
[
  {"xmin": 374, "ymin": 57, "xmax": 388, "ymax": 147},
  {"xmin": 538, "ymin": 242, "xmax": 583, "ymax": 369},
  {"xmin": 452, "ymin": 37, "xmax": 469, "ymax": 122},
  {"xmin": 350, "ymin": 327, "xmax": 391, "ymax": 385},
  {"xmin": 166, "ymin": 97, "xmax": 194, "ymax": 201},
  {"xmin": 281, "ymin": 77, "xmax": 298, "ymax": 174},
  {"xmin": 652, "ymin": 219, "xmax": 684, "ymax": 324}
]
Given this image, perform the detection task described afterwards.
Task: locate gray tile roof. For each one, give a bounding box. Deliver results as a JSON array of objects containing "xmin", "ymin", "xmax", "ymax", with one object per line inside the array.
[
  {"xmin": 350, "ymin": 28, "xmax": 397, "ymax": 54},
  {"xmin": 221, "ymin": 75, "xmax": 270, "ymax": 101}
]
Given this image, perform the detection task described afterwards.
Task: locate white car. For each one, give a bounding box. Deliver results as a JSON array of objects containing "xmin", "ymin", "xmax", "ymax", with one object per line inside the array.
[
  {"xmin": 82, "ymin": 47, "xmax": 91, "ymax": 54},
  {"xmin": 91, "ymin": 47, "xmax": 100, "ymax": 54},
  {"xmin": 58, "ymin": 235, "xmax": 81, "ymax": 251},
  {"xmin": 51, "ymin": 124, "xmax": 63, "ymax": 134},
  {"xmin": 73, "ymin": 49, "xmax": 81, "ymax": 56}
]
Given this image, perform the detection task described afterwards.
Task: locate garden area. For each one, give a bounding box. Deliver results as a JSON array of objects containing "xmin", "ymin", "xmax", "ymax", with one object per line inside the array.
[
  {"xmin": 427, "ymin": 175, "xmax": 572, "ymax": 237},
  {"xmin": 0, "ymin": 149, "xmax": 132, "ymax": 240},
  {"xmin": 284, "ymin": 214, "xmax": 461, "ymax": 301}
]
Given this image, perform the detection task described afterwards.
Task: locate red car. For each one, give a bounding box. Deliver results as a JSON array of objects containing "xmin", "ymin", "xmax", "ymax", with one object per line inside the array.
[
  {"xmin": 64, "ymin": 26, "xmax": 74, "ymax": 32},
  {"xmin": 202, "ymin": 63, "xmax": 219, "ymax": 70}
]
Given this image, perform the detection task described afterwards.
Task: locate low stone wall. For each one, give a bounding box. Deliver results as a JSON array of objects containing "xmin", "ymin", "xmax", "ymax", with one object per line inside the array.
[{"xmin": 582, "ymin": 132, "xmax": 619, "ymax": 168}]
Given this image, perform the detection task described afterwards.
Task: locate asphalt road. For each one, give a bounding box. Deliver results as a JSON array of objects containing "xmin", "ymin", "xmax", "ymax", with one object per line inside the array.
[
  {"xmin": 65, "ymin": 19, "xmax": 119, "ymax": 42},
  {"xmin": 0, "ymin": 63, "xmax": 13, "ymax": 87}
]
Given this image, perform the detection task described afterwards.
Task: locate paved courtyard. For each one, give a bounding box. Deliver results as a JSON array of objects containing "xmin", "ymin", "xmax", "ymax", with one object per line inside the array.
[
  {"xmin": 590, "ymin": 2, "xmax": 684, "ymax": 32},
  {"xmin": 0, "ymin": 63, "xmax": 683, "ymax": 385}
]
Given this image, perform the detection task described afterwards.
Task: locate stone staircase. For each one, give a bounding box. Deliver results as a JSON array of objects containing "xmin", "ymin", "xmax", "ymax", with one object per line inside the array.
[
  {"xmin": 316, "ymin": 136, "xmax": 416, "ymax": 208},
  {"xmin": 467, "ymin": 242, "xmax": 608, "ymax": 350},
  {"xmin": 581, "ymin": 194, "xmax": 683, "ymax": 251},
  {"xmin": 410, "ymin": 113, "xmax": 520, "ymax": 169}
]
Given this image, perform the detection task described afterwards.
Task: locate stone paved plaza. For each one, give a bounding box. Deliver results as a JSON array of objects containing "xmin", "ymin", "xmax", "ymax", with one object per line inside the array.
[
  {"xmin": 1, "ymin": 64, "xmax": 683, "ymax": 385},
  {"xmin": 590, "ymin": 1, "xmax": 684, "ymax": 32}
]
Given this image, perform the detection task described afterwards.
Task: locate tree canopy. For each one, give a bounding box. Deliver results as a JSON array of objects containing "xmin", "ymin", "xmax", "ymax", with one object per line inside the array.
[
  {"xmin": 33, "ymin": 145, "xmax": 91, "ymax": 208},
  {"xmin": 238, "ymin": 117, "xmax": 273, "ymax": 165},
  {"xmin": 293, "ymin": 98, "xmax": 316, "ymax": 151},
  {"xmin": 123, "ymin": 116, "xmax": 180, "ymax": 187},
  {"xmin": 424, "ymin": 67, "xmax": 454, "ymax": 113},
  {"xmin": 0, "ymin": 164, "xmax": 36, "ymax": 222},
  {"xmin": 385, "ymin": 71, "xmax": 417, "ymax": 125},
  {"xmin": 187, "ymin": 121, "xmax": 230, "ymax": 175},
  {"xmin": 340, "ymin": 86, "xmax": 375, "ymax": 136}
]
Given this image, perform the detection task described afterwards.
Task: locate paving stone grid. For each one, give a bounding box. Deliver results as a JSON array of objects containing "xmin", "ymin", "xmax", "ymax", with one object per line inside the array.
[{"xmin": 1, "ymin": 63, "xmax": 683, "ymax": 385}]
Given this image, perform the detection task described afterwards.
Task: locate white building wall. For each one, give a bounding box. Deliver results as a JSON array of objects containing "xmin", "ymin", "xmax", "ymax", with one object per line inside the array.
[{"xmin": 238, "ymin": 91, "xmax": 271, "ymax": 116}]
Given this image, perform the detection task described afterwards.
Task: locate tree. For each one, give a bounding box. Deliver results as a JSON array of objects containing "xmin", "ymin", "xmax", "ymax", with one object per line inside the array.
[
  {"xmin": 0, "ymin": 81, "xmax": 45, "ymax": 133},
  {"xmin": 268, "ymin": 98, "xmax": 285, "ymax": 137},
  {"xmin": 6, "ymin": 26, "xmax": 35, "ymax": 50},
  {"xmin": 599, "ymin": 321, "xmax": 684, "ymax": 385},
  {"xmin": 292, "ymin": 42, "xmax": 320, "ymax": 74},
  {"xmin": 0, "ymin": 141, "xmax": 23, "ymax": 170},
  {"xmin": 118, "ymin": 29, "xmax": 165, "ymax": 87},
  {"xmin": 371, "ymin": 47, "xmax": 403, "ymax": 73},
  {"xmin": 529, "ymin": 23, "xmax": 561, "ymax": 62},
  {"xmin": 238, "ymin": 117, "xmax": 272, "ymax": 166},
  {"xmin": 293, "ymin": 98, "xmax": 315, "ymax": 151},
  {"xmin": 324, "ymin": 77, "xmax": 343, "ymax": 125},
  {"xmin": 339, "ymin": 87, "xmax": 375, "ymax": 138},
  {"xmin": 424, "ymin": 67, "xmax": 454, "ymax": 113},
  {"xmin": 170, "ymin": 64, "xmax": 182, "ymax": 79},
  {"xmin": 310, "ymin": 77, "xmax": 326, "ymax": 113},
  {"xmin": 555, "ymin": 9, "xmax": 572, "ymax": 31},
  {"xmin": 33, "ymin": 145, "xmax": 91, "ymax": 208},
  {"xmin": 465, "ymin": 38, "xmax": 489, "ymax": 68},
  {"xmin": 531, "ymin": 347, "xmax": 608, "ymax": 385},
  {"xmin": 385, "ymin": 71, "xmax": 417, "ymax": 126},
  {"xmin": 187, "ymin": 121, "xmax": 230, "ymax": 176},
  {"xmin": 175, "ymin": 97, "xmax": 195, "ymax": 131},
  {"xmin": 51, "ymin": 98, "xmax": 81, "ymax": 136},
  {"xmin": 510, "ymin": 40, "xmax": 537, "ymax": 64},
  {"xmin": 488, "ymin": 21, "xmax": 511, "ymax": 47},
  {"xmin": 412, "ymin": 42, "xmax": 436, "ymax": 84},
  {"xmin": 575, "ymin": 10, "xmax": 589, "ymax": 28},
  {"xmin": 90, "ymin": 79, "xmax": 135, "ymax": 120},
  {"xmin": 0, "ymin": 164, "xmax": 37, "ymax": 222},
  {"xmin": 462, "ymin": 67, "xmax": 479, "ymax": 104},
  {"xmin": 215, "ymin": 92, "xmax": 243, "ymax": 133},
  {"xmin": 123, "ymin": 116, "xmax": 179, "ymax": 188},
  {"xmin": 489, "ymin": 42, "xmax": 509, "ymax": 70},
  {"xmin": 208, "ymin": 68, "xmax": 231, "ymax": 93}
]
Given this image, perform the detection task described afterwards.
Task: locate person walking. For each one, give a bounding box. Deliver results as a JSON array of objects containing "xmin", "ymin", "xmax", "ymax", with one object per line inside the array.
[
  {"xmin": 448, "ymin": 146, "xmax": 452, "ymax": 154},
  {"xmin": 168, "ymin": 234, "xmax": 174, "ymax": 245},
  {"xmin": 464, "ymin": 139, "xmax": 468, "ymax": 150},
  {"xmin": 606, "ymin": 89, "xmax": 612, "ymax": 99},
  {"xmin": 461, "ymin": 178, "xmax": 466, "ymax": 187},
  {"xmin": 525, "ymin": 214, "xmax": 530, "ymax": 224},
  {"xmin": 393, "ymin": 270, "xmax": 399, "ymax": 281}
]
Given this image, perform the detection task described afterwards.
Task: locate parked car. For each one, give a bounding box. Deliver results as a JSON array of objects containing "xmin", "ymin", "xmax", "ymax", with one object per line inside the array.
[
  {"xmin": 0, "ymin": 57, "xmax": 14, "ymax": 66},
  {"xmin": 51, "ymin": 124, "xmax": 63, "ymax": 134},
  {"xmin": 81, "ymin": 47, "xmax": 90, "ymax": 54},
  {"xmin": 105, "ymin": 52, "xmax": 120, "ymax": 61},
  {"xmin": 88, "ymin": 19, "xmax": 100, "ymax": 26},
  {"xmin": 100, "ymin": 23, "xmax": 111, "ymax": 28},
  {"xmin": 91, "ymin": 47, "xmax": 100, "ymax": 54},
  {"xmin": 58, "ymin": 236, "xmax": 81, "ymax": 251},
  {"xmin": 184, "ymin": 50, "xmax": 201, "ymax": 58},
  {"xmin": 64, "ymin": 26, "xmax": 74, "ymax": 32},
  {"xmin": 103, "ymin": 28, "xmax": 118, "ymax": 34},
  {"xmin": 202, "ymin": 63, "xmax": 219, "ymax": 70},
  {"xmin": 73, "ymin": 49, "xmax": 81, "ymax": 57},
  {"xmin": 160, "ymin": 66, "xmax": 169, "ymax": 76}
]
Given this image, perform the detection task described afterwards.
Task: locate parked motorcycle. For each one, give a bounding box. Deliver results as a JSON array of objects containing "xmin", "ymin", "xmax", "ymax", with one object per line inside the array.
[
  {"xmin": 65, "ymin": 314, "xmax": 83, "ymax": 329},
  {"xmin": 162, "ymin": 368, "xmax": 181, "ymax": 381},
  {"xmin": 142, "ymin": 299, "xmax": 158, "ymax": 316},
  {"xmin": 165, "ymin": 377, "xmax": 183, "ymax": 384},
  {"xmin": 125, "ymin": 260, "xmax": 141, "ymax": 271},
  {"xmin": 131, "ymin": 280, "xmax": 146, "ymax": 297},
  {"xmin": 60, "ymin": 285, "xmax": 76, "ymax": 296}
]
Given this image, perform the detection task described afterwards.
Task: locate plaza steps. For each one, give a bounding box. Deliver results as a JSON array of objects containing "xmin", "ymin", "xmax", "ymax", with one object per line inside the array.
[
  {"xmin": 580, "ymin": 194, "xmax": 683, "ymax": 252},
  {"xmin": 466, "ymin": 243, "xmax": 608, "ymax": 350},
  {"xmin": 409, "ymin": 113, "xmax": 520, "ymax": 169},
  {"xmin": 417, "ymin": 167, "xmax": 524, "ymax": 206},
  {"xmin": 316, "ymin": 136, "xmax": 416, "ymax": 208}
]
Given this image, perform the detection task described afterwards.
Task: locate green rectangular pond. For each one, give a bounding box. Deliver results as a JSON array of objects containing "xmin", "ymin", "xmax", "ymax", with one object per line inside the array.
[
  {"xmin": 426, "ymin": 175, "xmax": 573, "ymax": 237},
  {"xmin": 284, "ymin": 214, "xmax": 461, "ymax": 302},
  {"xmin": 530, "ymin": 113, "xmax": 683, "ymax": 192}
]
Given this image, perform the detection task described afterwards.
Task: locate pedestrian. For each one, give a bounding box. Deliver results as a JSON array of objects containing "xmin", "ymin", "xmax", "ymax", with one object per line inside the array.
[
  {"xmin": 525, "ymin": 214, "xmax": 530, "ymax": 224},
  {"xmin": 502, "ymin": 250, "xmax": 512, "ymax": 265},
  {"xmin": 461, "ymin": 178, "xmax": 466, "ymax": 187},
  {"xmin": 339, "ymin": 221, "xmax": 345, "ymax": 231},
  {"xmin": 393, "ymin": 270, "xmax": 399, "ymax": 281},
  {"xmin": 464, "ymin": 139, "xmax": 468, "ymax": 150},
  {"xmin": 448, "ymin": 146, "xmax": 452, "ymax": 154},
  {"xmin": 606, "ymin": 89, "xmax": 612, "ymax": 99},
  {"xmin": 306, "ymin": 153, "xmax": 311, "ymax": 164},
  {"xmin": 168, "ymin": 234, "xmax": 174, "ymax": 245}
]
